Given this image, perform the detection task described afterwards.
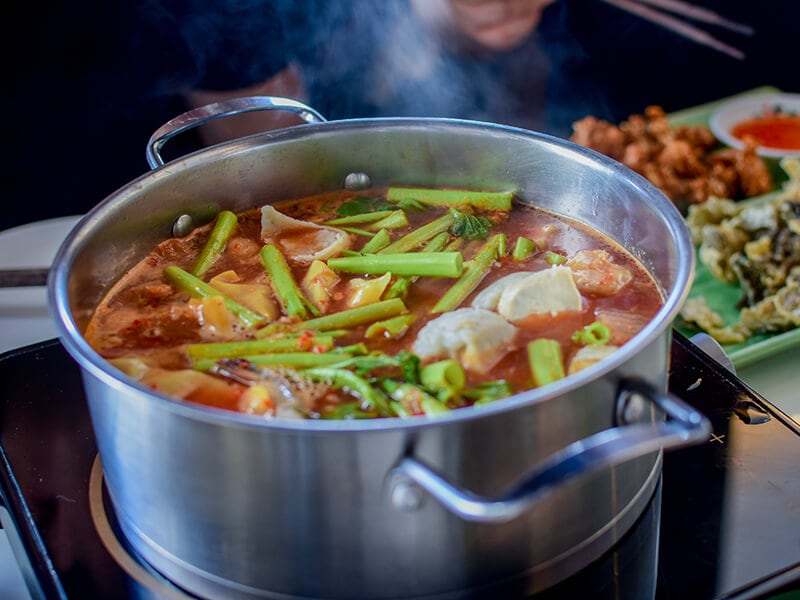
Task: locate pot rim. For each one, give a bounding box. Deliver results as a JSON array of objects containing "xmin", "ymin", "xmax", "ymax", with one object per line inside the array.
[{"xmin": 48, "ymin": 116, "xmax": 695, "ymax": 433}]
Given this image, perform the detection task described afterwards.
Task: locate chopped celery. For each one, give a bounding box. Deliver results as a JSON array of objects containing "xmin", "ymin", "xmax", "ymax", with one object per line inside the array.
[
  {"xmin": 387, "ymin": 187, "xmax": 514, "ymax": 210},
  {"xmin": 432, "ymin": 234, "xmax": 505, "ymax": 313},
  {"xmin": 528, "ymin": 339, "xmax": 565, "ymax": 387},
  {"xmin": 571, "ymin": 322, "xmax": 612, "ymax": 346},
  {"xmin": 328, "ymin": 252, "xmax": 463, "ymax": 278},
  {"xmin": 191, "ymin": 210, "xmax": 238, "ymax": 277},
  {"xmin": 378, "ymin": 212, "xmax": 456, "ymax": 254},
  {"xmin": 186, "ymin": 336, "xmax": 335, "ymax": 362},
  {"xmin": 260, "ymin": 244, "xmax": 319, "ymax": 319},
  {"xmin": 365, "ymin": 314, "xmax": 416, "ymax": 340},
  {"xmin": 512, "ymin": 236, "xmax": 537, "ymax": 260},
  {"xmin": 301, "ymin": 298, "xmax": 407, "ymax": 331}
]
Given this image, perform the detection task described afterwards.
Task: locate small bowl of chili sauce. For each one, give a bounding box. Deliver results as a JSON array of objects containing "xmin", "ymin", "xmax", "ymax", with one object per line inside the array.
[{"xmin": 709, "ymin": 92, "xmax": 800, "ymax": 158}]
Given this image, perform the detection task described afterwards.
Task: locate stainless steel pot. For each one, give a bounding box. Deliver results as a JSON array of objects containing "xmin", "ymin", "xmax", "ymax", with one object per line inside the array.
[{"xmin": 49, "ymin": 97, "xmax": 708, "ymax": 599}]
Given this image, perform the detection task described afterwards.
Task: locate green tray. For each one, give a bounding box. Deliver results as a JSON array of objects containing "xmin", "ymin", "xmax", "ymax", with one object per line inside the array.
[{"xmin": 668, "ymin": 86, "xmax": 800, "ymax": 368}]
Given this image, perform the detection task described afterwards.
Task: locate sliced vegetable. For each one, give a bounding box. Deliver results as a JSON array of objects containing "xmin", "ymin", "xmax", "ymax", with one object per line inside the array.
[
  {"xmin": 378, "ymin": 212, "xmax": 456, "ymax": 254},
  {"xmin": 191, "ymin": 210, "xmax": 238, "ymax": 277},
  {"xmin": 432, "ymin": 234, "xmax": 505, "ymax": 313},
  {"xmin": 528, "ymin": 339, "xmax": 565, "ymax": 387},
  {"xmin": 260, "ymin": 244, "xmax": 319, "ymax": 320},
  {"xmin": 195, "ymin": 352, "xmax": 351, "ymax": 372},
  {"xmin": 345, "ymin": 272, "xmax": 393, "ymax": 308},
  {"xmin": 463, "ymin": 380, "xmax": 513, "ymax": 405},
  {"xmin": 571, "ymin": 322, "xmax": 612, "ymax": 346},
  {"xmin": 420, "ymin": 359, "xmax": 466, "ymax": 402},
  {"xmin": 383, "ymin": 380, "xmax": 450, "ymax": 416},
  {"xmin": 209, "ymin": 270, "xmax": 278, "ymax": 320},
  {"xmin": 303, "ymin": 367, "xmax": 392, "ymax": 416},
  {"xmin": 301, "ymin": 260, "xmax": 340, "ymax": 314},
  {"xmin": 360, "ymin": 228, "xmax": 391, "ymax": 253},
  {"xmin": 186, "ymin": 336, "xmax": 335, "ymax": 362},
  {"xmin": 385, "ymin": 231, "xmax": 451, "ymax": 299},
  {"xmin": 365, "ymin": 314, "xmax": 416, "ymax": 339},
  {"xmin": 301, "ymin": 298, "xmax": 408, "ymax": 331},
  {"xmin": 387, "ymin": 187, "xmax": 514, "ymax": 210},
  {"xmin": 368, "ymin": 210, "xmax": 409, "ymax": 231},
  {"xmin": 324, "ymin": 210, "xmax": 396, "ymax": 226},
  {"xmin": 163, "ymin": 265, "xmax": 267, "ymax": 329},
  {"xmin": 328, "ymin": 252, "xmax": 463, "ymax": 278},
  {"xmin": 546, "ymin": 251, "xmax": 567, "ymax": 265},
  {"xmin": 512, "ymin": 236, "xmax": 536, "ymax": 261}
]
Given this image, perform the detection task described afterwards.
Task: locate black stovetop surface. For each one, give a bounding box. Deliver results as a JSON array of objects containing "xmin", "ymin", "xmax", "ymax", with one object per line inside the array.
[{"xmin": 1, "ymin": 332, "xmax": 799, "ymax": 599}]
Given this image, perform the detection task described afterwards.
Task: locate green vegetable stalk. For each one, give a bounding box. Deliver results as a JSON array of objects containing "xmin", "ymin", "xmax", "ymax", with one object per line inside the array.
[
  {"xmin": 432, "ymin": 234, "xmax": 506, "ymax": 313},
  {"xmin": 163, "ymin": 265, "xmax": 267, "ymax": 329},
  {"xmin": 365, "ymin": 314, "xmax": 416, "ymax": 339},
  {"xmin": 194, "ymin": 351, "xmax": 350, "ymax": 372},
  {"xmin": 378, "ymin": 212, "xmax": 456, "ymax": 254},
  {"xmin": 385, "ymin": 231, "xmax": 451, "ymax": 299},
  {"xmin": 324, "ymin": 210, "xmax": 396, "ymax": 226},
  {"xmin": 528, "ymin": 339, "xmax": 565, "ymax": 387},
  {"xmin": 260, "ymin": 244, "xmax": 319, "ymax": 320},
  {"xmin": 368, "ymin": 210, "xmax": 409, "ymax": 231},
  {"xmin": 301, "ymin": 298, "xmax": 408, "ymax": 332},
  {"xmin": 383, "ymin": 381, "xmax": 450, "ymax": 416},
  {"xmin": 327, "ymin": 252, "xmax": 463, "ymax": 278},
  {"xmin": 571, "ymin": 322, "xmax": 612, "ymax": 345},
  {"xmin": 420, "ymin": 359, "xmax": 465, "ymax": 402},
  {"xmin": 191, "ymin": 210, "xmax": 238, "ymax": 277},
  {"xmin": 304, "ymin": 367, "xmax": 392, "ymax": 416},
  {"xmin": 186, "ymin": 336, "xmax": 335, "ymax": 362},
  {"xmin": 387, "ymin": 187, "xmax": 514, "ymax": 211},
  {"xmin": 463, "ymin": 380, "xmax": 513, "ymax": 405},
  {"xmin": 512, "ymin": 236, "xmax": 536, "ymax": 261},
  {"xmin": 358, "ymin": 228, "xmax": 390, "ymax": 254}
]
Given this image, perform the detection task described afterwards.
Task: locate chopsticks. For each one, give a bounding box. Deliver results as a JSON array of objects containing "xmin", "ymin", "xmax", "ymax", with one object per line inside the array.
[
  {"xmin": 0, "ymin": 268, "xmax": 49, "ymax": 288},
  {"xmin": 598, "ymin": 0, "xmax": 753, "ymax": 60}
]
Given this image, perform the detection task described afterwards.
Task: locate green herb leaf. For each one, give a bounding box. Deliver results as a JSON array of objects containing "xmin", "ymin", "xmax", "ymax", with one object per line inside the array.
[
  {"xmin": 336, "ymin": 195, "xmax": 391, "ymax": 217},
  {"xmin": 450, "ymin": 209, "xmax": 492, "ymax": 240}
]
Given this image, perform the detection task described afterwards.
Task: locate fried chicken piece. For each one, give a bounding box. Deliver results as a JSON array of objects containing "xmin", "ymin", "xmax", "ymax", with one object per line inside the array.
[{"xmin": 570, "ymin": 105, "xmax": 773, "ymax": 206}]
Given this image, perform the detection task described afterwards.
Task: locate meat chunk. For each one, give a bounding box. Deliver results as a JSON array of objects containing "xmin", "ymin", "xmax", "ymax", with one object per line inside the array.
[
  {"xmin": 566, "ymin": 249, "xmax": 632, "ymax": 297},
  {"xmin": 412, "ymin": 308, "xmax": 517, "ymax": 373}
]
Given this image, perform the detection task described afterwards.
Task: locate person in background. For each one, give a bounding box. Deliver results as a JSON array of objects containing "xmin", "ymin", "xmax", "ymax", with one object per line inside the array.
[
  {"xmin": 281, "ymin": 0, "xmax": 553, "ymax": 131},
  {"xmin": 1, "ymin": 1, "xmax": 303, "ymax": 231},
  {"xmin": 286, "ymin": 0, "xmax": 798, "ymax": 137}
]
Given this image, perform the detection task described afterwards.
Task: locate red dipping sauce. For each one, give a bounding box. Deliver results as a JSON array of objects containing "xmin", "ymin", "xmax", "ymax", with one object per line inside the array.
[{"xmin": 732, "ymin": 115, "xmax": 800, "ymax": 151}]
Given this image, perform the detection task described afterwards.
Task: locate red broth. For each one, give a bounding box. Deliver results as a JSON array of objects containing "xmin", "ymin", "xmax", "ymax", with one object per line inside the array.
[{"xmin": 84, "ymin": 189, "xmax": 663, "ymax": 419}]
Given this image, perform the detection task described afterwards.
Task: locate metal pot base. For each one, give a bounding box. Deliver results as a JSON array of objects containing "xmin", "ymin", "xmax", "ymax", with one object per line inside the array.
[{"xmin": 109, "ymin": 456, "xmax": 661, "ymax": 600}]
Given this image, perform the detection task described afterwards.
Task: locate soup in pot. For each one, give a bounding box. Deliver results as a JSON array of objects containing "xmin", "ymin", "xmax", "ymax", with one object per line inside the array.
[{"xmin": 84, "ymin": 187, "xmax": 663, "ymax": 419}]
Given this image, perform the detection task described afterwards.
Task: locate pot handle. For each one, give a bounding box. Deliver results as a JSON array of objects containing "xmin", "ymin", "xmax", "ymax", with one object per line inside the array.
[
  {"xmin": 145, "ymin": 96, "xmax": 327, "ymax": 169},
  {"xmin": 387, "ymin": 378, "xmax": 710, "ymax": 523}
]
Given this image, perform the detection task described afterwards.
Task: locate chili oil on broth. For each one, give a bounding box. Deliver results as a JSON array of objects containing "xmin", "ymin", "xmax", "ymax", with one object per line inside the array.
[{"xmin": 83, "ymin": 188, "xmax": 663, "ymax": 418}]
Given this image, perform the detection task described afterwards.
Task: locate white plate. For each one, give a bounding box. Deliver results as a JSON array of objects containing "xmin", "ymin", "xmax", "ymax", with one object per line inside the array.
[
  {"xmin": 709, "ymin": 92, "xmax": 800, "ymax": 158},
  {"xmin": 0, "ymin": 215, "xmax": 83, "ymax": 354}
]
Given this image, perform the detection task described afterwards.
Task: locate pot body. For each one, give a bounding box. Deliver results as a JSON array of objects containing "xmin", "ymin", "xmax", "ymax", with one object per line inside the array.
[{"xmin": 50, "ymin": 118, "xmax": 694, "ymax": 599}]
